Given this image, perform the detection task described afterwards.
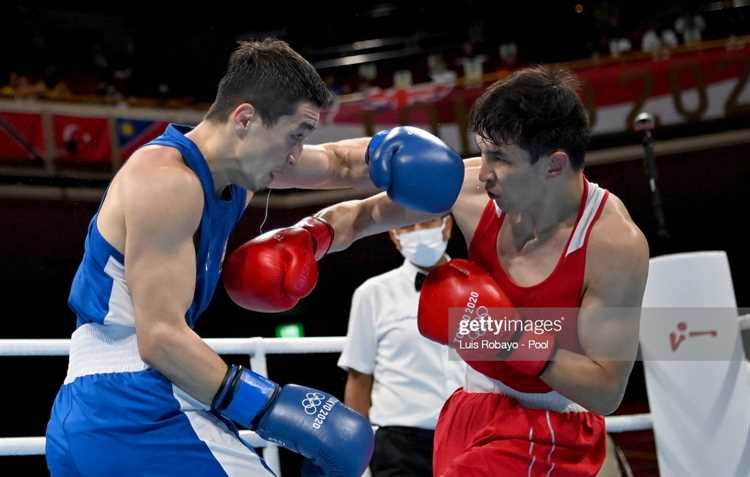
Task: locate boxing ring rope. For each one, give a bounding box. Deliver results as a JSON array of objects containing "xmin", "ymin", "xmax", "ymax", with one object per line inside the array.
[
  {"xmin": 2, "ymin": 331, "xmax": 713, "ymax": 470},
  {"xmin": 0, "ymin": 337, "xmax": 343, "ymax": 473}
]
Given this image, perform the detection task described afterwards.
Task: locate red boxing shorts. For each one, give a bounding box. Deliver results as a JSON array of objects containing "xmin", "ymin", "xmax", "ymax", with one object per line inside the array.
[{"xmin": 433, "ymin": 389, "xmax": 606, "ymax": 476}]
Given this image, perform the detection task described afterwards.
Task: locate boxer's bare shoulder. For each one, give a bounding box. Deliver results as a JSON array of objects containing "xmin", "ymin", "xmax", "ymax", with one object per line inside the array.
[
  {"xmin": 97, "ymin": 145, "xmax": 204, "ymax": 254},
  {"xmin": 452, "ymin": 157, "xmax": 490, "ymax": 246},
  {"xmin": 585, "ymin": 192, "xmax": 649, "ymax": 296}
]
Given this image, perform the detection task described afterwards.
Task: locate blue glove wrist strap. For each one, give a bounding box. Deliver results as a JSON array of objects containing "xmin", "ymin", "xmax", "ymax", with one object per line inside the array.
[{"xmin": 211, "ymin": 365, "xmax": 279, "ymax": 428}]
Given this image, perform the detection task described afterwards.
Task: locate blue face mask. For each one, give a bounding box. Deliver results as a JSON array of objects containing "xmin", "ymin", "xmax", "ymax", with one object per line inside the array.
[{"xmin": 396, "ymin": 221, "xmax": 448, "ymax": 268}]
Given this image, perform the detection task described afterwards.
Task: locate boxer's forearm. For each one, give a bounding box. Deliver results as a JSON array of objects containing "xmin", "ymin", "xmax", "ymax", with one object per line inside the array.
[
  {"xmin": 540, "ymin": 348, "xmax": 632, "ymax": 415},
  {"xmin": 317, "ymin": 199, "xmax": 370, "ymax": 252},
  {"xmin": 317, "ymin": 138, "xmax": 373, "ymax": 189},
  {"xmin": 272, "ymin": 138, "xmax": 375, "ymax": 190},
  {"xmin": 318, "ymin": 194, "xmax": 437, "ymax": 253},
  {"xmin": 137, "ymin": 320, "xmax": 227, "ymax": 405}
]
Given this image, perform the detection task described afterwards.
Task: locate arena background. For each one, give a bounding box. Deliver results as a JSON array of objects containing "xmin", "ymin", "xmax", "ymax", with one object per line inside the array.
[{"xmin": 1, "ymin": 1, "xmax": 749, "ymax": 475}]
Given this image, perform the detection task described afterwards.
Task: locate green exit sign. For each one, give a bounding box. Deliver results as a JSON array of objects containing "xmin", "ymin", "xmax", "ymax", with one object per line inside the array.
[{"xmin": 275, "ymin": 323, "xmax": 305, "ymax": 338}]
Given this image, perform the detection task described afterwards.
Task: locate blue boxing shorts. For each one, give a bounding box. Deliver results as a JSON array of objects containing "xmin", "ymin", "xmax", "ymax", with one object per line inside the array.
[{"xmin": 45, "ymin": 323, "xmax": 274, "ymax": 477}]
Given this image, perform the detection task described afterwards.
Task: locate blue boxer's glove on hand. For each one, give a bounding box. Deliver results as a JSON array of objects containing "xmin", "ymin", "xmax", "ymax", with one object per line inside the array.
[
  {"xmin": 256, "ymin": 384, "xmax": 373, "ymax": 476},
  {"xmin": 366, "ymin": 126, "xmax": 464, "ymax": 214},
  {"xmin": 212, "ymin": 366, "xmax": 373, "ymax": 477}
]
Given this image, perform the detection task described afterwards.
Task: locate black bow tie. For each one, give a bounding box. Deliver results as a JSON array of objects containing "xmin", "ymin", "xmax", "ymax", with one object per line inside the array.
[{"xmin": 415, "ymin": 272, "xmax": 427, "ymax": 291}]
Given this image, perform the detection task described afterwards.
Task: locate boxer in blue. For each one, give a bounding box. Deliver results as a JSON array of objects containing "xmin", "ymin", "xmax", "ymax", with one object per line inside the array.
[{"xmin": 45, "ymin": 39, "xmax": 464, "ymax": 477}]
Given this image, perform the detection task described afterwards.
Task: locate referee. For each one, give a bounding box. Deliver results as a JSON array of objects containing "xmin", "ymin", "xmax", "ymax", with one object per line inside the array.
[{"xmin": 338, "ymin": 216, "xmax": 465, "ymax": 476}]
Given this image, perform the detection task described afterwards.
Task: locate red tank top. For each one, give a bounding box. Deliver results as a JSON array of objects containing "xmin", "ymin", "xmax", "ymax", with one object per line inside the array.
[{"xmin": 468, "ymin": 180, "xmax": 609, "ymax": 392}]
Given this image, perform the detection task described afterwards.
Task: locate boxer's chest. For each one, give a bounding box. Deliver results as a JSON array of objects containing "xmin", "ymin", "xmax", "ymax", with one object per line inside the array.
[{"xmin": 496, "ymin": 222, "xmax": 575, "ymax": 288}]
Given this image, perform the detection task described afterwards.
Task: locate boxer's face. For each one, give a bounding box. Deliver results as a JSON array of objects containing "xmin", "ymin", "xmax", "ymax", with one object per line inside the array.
[
  {"xmin": 235, "ymin": 102, "xmax": 320, "ymax": 191},
  {"xmin": 476, "ymin": 135, "xmax": 548, "ymax": 213}
]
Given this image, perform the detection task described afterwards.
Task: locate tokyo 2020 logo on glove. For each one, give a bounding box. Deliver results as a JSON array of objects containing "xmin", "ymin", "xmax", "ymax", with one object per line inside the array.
[{"xmin": 302, "ymin": 392, "xmax": 326, "ymax": 415}]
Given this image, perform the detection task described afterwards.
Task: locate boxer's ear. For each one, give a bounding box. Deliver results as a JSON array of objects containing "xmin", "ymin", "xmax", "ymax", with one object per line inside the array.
[
  {"xmin": 232, "ymin": 103, "xmax": 256, "ymax": 133},
  {"xmin": 545, "ymin": 151, "xmax": 569, "ymax": 177},
  {"xmin": 389, "ymin": 230, "xmax": 402, "ymax": 251},
  {"xmin": 442, "ymin": 215, "xmax": 454, "ymax": 241}
]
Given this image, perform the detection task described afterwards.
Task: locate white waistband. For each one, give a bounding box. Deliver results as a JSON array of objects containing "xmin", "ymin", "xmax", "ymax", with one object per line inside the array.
[
  {"xmin": 64, "ymin": 323, "xmax": 149, "ymax": 384},
  {"xmin": 464, "ymin": 368, "xmax": 588, "ymax": 413}
]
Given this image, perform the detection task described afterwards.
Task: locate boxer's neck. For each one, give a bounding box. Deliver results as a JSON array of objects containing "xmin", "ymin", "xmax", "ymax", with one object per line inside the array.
[
  {"xmin": 185, "ymin": 120, "xmax": 236, "ymax": 195},
  {"xmin": 506, "ymin": 173, "xmax": 584, "ymax": 246}
]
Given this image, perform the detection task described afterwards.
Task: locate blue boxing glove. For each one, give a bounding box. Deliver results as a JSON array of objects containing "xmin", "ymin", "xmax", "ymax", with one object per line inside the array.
[
  {"xmin": 256, "ymin": 384, "xmax": 373, "ymax": 477},
  {"xmin": 366, "ymin": 126, "xmax": 464, "ymax": 213},
  {"xmin": 212, "ymin": 365, "xmax": 373, "ymax": 477}
]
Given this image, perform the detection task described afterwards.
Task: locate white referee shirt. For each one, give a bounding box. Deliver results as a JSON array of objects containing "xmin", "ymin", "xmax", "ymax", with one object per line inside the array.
[{"xmin": 338, "ymin": 259, "xmax": 466, "ymax": 430}]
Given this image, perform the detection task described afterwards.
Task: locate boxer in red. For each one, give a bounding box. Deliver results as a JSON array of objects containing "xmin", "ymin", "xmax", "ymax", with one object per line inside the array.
[
  {"xmin": 416, "ymin": 67, "xmax": 648, "ymax": 476},
  {"xmin": 232, "ymin": 65, "xmax": 649, "ymax": 476}
]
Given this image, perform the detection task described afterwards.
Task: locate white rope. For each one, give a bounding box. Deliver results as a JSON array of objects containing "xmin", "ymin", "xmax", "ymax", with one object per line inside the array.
[
  {"xmin": 0, "ymin": 335, "xmax": 655, "ymax": 457},
  {"xmin": 0, "ymin": 337, "xmax": 347, "ymax": 356},
  {"xmin": 0, "ymin": 339, "xmax": 71, "ymax": 356},
  {"xmin": 1, "ymin": 431, "xmax": 266, "ymax": 456},
  {"xmin": 605, "ymin": 413, "xmax": 653, "ymax": 433},
  {"xmin": 2, "ymin": 438, "xmax": 43, "ymax": 456}
]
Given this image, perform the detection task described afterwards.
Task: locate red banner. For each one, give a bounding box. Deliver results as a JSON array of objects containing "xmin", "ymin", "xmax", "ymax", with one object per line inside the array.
[
  {"xmin": 0, "ymin": 112, "xmax": 46, "ymax": 161},
  {"xmin": 1, "ymin": 43, "xmax": 748, "ymax": 164},
  {"xmin": 319, "ymin": 43, "xmax": 750, "ymax": 154},
  {"xmin": 52, "ymin": 115, "xmax": 111, "ymax": 163}
]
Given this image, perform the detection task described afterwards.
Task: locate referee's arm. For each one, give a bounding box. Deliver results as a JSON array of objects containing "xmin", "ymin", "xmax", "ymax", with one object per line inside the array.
[{"xmin": 344, "ymin": 369, "xmax": 373, "ymax": 419}]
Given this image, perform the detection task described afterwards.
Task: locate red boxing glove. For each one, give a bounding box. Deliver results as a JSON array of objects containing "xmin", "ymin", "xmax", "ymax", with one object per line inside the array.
[
  {"xmin": 222, "ymin": 216, "xmax": 334, "ymax": 312},
  {"xmin": 418, "ymin": 259, "xmax": 556, "ymax": 378}
]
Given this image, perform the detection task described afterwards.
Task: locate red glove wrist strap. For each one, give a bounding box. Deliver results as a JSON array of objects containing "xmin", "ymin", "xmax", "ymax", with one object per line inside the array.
[{"xmin": 295, "ymin": 216, "xmax": 334, "ymax": 260}]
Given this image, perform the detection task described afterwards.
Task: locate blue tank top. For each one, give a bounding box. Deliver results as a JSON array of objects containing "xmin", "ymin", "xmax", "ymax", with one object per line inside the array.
[{"xmin": 68, "ymin": 124, "xmax": 247, "ymax": 329}]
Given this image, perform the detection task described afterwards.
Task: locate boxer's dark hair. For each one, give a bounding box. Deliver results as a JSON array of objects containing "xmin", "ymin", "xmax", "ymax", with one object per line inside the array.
[
  {"xmin": 206, "ymin": 39, "xmax": 333, "ymax": 126},
  {"xmin": 470, "ymin": 65, "xmax": 590, "ymax": 170}
]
